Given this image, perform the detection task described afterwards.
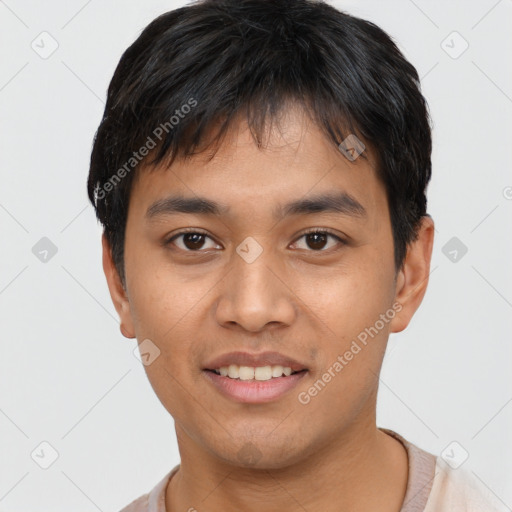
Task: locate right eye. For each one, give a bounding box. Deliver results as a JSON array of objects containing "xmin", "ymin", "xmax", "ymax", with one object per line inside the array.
[{"xmin": 165, "ymin": 229, "xmax": 222, "ymax": 252}]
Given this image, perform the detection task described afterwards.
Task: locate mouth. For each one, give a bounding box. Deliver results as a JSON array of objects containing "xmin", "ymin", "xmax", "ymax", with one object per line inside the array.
[{"xmin": 202, "ymin": 351, "xmax": 309, "ymax": 403}]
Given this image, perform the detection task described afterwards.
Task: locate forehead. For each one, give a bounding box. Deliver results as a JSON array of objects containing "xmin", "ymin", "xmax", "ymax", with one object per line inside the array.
[{"xmin": 129, "ymin": 109, "xmax": 386, "ymax": 224}]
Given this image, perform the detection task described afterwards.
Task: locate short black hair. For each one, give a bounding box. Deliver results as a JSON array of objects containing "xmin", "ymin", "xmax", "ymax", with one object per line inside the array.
[{"xmin": 87, "ymin": 0, "xmax": 432, "ymax": 286}]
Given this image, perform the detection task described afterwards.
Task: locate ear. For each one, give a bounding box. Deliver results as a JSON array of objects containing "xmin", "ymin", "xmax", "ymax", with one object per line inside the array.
[
  {"xmin": 101, "ymin": 233, "xmax": 136, "ymax": 339},
  {"xmin": 389, "ymin": 215, "xmax": 435, "ymax": 333}
]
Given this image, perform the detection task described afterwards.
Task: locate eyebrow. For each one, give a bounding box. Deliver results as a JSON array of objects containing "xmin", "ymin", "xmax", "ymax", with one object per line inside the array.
[{"xmin": 145, "ymin": 192, "xmax": 367, "ymax": 221}]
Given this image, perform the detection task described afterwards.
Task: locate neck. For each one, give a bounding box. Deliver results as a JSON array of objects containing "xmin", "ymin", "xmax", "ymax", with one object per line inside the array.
[{"xmin": 166, "ymin": 421, "xmax": 408, "ymax": 512}]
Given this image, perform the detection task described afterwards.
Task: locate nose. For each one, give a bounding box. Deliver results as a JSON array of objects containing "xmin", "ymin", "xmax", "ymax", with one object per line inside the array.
[{"xmin": 214, "ymin": 243, "xmax": 297, "ymax": 333}]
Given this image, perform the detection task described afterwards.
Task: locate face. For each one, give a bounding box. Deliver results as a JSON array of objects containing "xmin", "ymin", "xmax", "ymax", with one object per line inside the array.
[{"xmin": 103, "ymin": 106, "xmax": 433, "ymax": 470}]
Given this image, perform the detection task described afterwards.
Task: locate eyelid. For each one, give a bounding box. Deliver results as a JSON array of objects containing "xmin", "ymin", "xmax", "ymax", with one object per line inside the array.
[
  {"xmin": 164, "ymin": 227, "xmax": 218, "ymax": 246},
  {"xmin": 296, "ymin": 226, "xmax": 345, "ymax": 240}
]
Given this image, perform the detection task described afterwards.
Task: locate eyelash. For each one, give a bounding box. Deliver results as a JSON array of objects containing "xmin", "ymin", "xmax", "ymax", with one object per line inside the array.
[{"xmin": 164, "ymin": 227, "xmax": 346, "ymax": 253}]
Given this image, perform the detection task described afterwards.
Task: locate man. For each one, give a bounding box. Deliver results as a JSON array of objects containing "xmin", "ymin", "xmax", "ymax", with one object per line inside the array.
[{"xmin": 87, "ymin": 0, "xmax": 506, "ymax": 510}]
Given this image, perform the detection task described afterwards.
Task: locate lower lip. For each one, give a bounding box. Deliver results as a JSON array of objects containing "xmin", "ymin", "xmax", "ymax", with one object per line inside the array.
[{"xmin": 203, "ymin": 370, "xmax": 308, "ymax": 403}]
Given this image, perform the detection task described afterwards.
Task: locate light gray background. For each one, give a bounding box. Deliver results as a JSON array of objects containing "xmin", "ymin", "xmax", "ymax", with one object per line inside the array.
[{"xmin": 1, "ymin": 0, "xmax": 511, "ymax": 510}]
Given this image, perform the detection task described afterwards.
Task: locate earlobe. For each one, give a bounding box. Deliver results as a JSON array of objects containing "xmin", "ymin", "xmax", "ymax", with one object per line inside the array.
[
  {"xmin": 101, "ymin": 234, "xmax": 136, "ymax": 339},
  {"xmin": 390, "ymin": 215, "xmax": 435, "ymax": 334}
]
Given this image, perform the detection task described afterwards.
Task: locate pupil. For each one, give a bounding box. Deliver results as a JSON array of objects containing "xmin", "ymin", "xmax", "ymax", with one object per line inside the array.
[
  {"xmin": 184, "ymin": 233, "xmax": 205, "ymax": 250},
  {"xmin": 307, "ymin": 232, "xmax": 327, "ymax": 250}
]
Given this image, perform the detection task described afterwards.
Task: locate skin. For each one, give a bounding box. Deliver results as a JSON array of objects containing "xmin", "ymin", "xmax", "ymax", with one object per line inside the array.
[{"xmin": 103, "ymin": 105, "xmax": 435, "ymax": 512}]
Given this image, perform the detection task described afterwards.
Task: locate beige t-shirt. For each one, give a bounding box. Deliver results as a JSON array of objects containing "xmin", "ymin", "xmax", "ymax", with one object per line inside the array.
[{"xmin": 119, "ymin": 429, "xmax": 508, "ymax": 512}]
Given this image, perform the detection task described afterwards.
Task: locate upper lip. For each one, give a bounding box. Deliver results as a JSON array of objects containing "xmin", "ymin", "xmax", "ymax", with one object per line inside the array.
[{"xmin": 203, "ymin": 351, "xmax": 308, "ymax": 372}]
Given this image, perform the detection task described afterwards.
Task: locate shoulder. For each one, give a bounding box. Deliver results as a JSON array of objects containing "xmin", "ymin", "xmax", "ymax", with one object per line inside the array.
[
  {"xmin": 381, "ymin": 429, "xmax": 508, "ymax": 512},
  {"xmin": 118, "ymin": 465, "xmax": 180, "ymax": 512},
  {"xmin": 119, "ymin": 494, "xmax": 150, "ymax": 512},
  {"xmin": 424, "ymin": 459, "xmax": 509, "ymax": 512}
]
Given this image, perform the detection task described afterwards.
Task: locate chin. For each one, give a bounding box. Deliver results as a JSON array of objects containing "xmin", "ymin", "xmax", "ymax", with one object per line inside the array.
[{"xmin": 211, "ymin": 436, "xmax": 311, "ymax": 471}]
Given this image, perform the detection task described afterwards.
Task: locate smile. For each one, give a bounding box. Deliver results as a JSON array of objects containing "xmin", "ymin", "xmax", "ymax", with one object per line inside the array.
[{"xmin": 203, "ymin": 367, "xmax": 308, "ymax": 403}]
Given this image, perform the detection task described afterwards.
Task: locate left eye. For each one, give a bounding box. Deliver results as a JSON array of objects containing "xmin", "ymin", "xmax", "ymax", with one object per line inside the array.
[{"xmin": 291, "ymin": 230, "xmax": 344, "ymax": 251}]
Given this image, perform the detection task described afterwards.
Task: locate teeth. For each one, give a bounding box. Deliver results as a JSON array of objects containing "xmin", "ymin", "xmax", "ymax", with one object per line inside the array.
[
  {"xmin": 228, "ymin": 364, "xmax": 239, "ymax": 379},
  {"xmin": 214, "ymin": 364, "xmax": 298, "ymax": 380},
  {"xmin": 239, "ymin": 366, "xmax": 255, "ymax": 380},
  {"xmin": 254, "ymin": 366, "xmax": 272, "ymax": 380},
  {"xmin": 271, "ymin": 365, "xmax": 283, "ymax": 377}
]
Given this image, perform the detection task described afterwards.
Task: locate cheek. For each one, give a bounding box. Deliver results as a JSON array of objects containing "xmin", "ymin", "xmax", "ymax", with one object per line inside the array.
[
  {"xmin": 125, "ymin": 242, "xmax": 204, "ymax": 337},
  {"xmin": 294, "ymin": 270, "xmax": 393, "ymax": 426},
  {"xmin": 126, "ymin": 268, "xmax": 207, "ymax": 416},
  {"xmin": 125, "ymin": 256, "xmax": 214, "ymax": 384},
  {"xmin": 302, "ymin": 254, "xmax": 394, "ymax": 337},
  {"xmin": 297, "ymin": 248, "xmax": 395, "ymax": 399}
]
